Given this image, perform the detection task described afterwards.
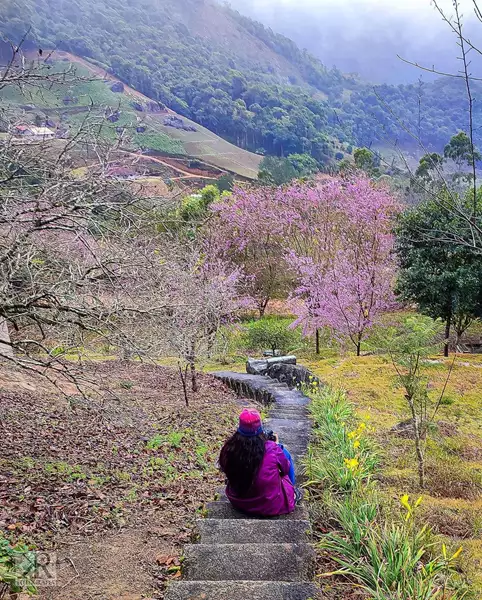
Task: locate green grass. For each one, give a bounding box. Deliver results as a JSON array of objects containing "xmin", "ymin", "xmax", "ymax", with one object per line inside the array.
[
  {"xmin": 306, "ymin": 386, "xmax": 469, "ymax": 599},
  {"xmin": 133, "ymin": 132, "xmax": 185, "ymax": 154}
]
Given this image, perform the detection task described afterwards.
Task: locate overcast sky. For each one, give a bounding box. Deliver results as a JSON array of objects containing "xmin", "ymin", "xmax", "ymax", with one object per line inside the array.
[{"xmin": 226, "ymin": 0, "xmax": 482, "ymax": 83}]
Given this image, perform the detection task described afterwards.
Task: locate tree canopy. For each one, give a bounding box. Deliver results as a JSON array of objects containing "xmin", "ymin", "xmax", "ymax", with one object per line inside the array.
[{"xmin": 1, "ymin": 0, "xmax": 481, "ymax": 163}]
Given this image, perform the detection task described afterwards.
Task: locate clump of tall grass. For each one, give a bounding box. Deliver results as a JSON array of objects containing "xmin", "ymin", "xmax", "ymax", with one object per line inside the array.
[
  {"xmin": 305, "ymin": 386, "xmax": 379, "ymax": 493},
  {"xmin": 305, "ymin": 386, "xmax": 468, "ymax": 600}
]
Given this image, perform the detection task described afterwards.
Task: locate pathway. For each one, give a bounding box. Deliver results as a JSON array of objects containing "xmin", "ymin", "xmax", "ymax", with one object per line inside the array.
[{"xmin": 165, "ymin": 371, "xmax": 318, "ymax": 600}]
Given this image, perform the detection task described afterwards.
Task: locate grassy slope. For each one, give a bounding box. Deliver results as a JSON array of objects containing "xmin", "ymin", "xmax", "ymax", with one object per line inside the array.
[
  {"xmin": 305, "ymin": 351, "xmax": 482, "ymax": 595},
  {"xmin": 1, "ymin": 51, "xmax": 262, "ymax": 179}
]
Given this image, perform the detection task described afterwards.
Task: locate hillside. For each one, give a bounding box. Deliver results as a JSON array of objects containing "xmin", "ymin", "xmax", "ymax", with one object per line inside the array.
[
  {"xmin": 1, "ymin": 0, "xmax": 481, "ymax": 161},
  {"xmin": 0, "ymin": 49, "xmax": 262, "ymax": 179}
]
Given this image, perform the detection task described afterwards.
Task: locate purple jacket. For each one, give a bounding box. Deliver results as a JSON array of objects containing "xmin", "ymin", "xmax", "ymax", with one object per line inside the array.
[{"xmin": 225, "ymin": 440, "xmax": 296, "ymax": 516}]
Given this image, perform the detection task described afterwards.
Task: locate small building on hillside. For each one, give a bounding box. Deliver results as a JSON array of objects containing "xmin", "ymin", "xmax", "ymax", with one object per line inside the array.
[{"xmin": 13, "ymin": 125, "xmax": 55, "ymax": 139}]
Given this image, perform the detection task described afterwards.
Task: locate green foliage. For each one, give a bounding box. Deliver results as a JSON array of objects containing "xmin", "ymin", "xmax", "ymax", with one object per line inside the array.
[
  {"xmin": 322, "ymin": 519, "xmax": 464, "ymax": 600},
  {"xmin": 306, "ymin": 386, "xmax": 378, "ymax": 492},
  {"xmin": 178, "ymin": 184, "xmax": 221, "ymax": 223},
  {"xmin": 133, "ymin": 132, "xmax": 185, "ymax": 154},
  {"xmin": 306, "ymin": 386, "xmax": 466, "ymax": 600},
  {"xmin": 258, "ymin": 153, "xmax": 320, "ymax": 184},
  {"xmin": 2, "ymin": 0, "xmax": 479, "ymax": 161},
  {"xmin": 444, "ymin": 132, "xmax": 482, "ymax": 167},
  {"xmin": 370, "ymin": 315, "xmax": 446, "ymax": 488},
  {"xmin": 145, "ymin": 430, "xmax": 186, "ymax": 451},
  {"xmin": 44, "ymin": 461, "xmax": 87, "ymax": 481},
  {"xmin": 216, "ymin": 173, "xmax": 234, "ymax": 193},
  {"xmin": 0, "ymin": 536, "xmax": 37, "ymax": 597},
  {"xmin": 415, "ymin": 153, "xmax": 444, "ymax": 180},
  {"xmin": 245, "ymin": 317, "xmax": 300, "ymax": 354},
  {"xmin": 373, "ymin": 315, "xmax": 442, "ymax": 365},
  {"xmin": 258, "ymin": 156, "xmax": 298, "ymax": 185},
  {"xmin": 396, "ymin": 195, "xmax": 482, "ymax": 342},
  {"xmin": 353, "ymin": 147, "xmax": 381, "ymax": 176},
  {"xmin": 287, "ymin": 153, "xmax": 319, "ymax": 176}
]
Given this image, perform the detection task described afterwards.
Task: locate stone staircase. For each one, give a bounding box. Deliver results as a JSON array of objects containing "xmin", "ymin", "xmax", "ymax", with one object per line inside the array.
[{"xmin": 165, "ymin": 371, "xmax": 319, "ymax": 600}]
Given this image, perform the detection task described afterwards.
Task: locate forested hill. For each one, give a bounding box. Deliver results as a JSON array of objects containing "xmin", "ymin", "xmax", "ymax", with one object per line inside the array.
[{"xmin": 1, "ymin": 0, "xmax": 481, "ymax": 161}]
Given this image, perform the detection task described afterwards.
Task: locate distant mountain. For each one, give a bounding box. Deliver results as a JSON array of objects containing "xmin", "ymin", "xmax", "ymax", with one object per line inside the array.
[
  {"xmin": 1, "ymin": 0, "xmax": 481, "ymax": 161},
  {"xmin": 224, "ymin": 0, "xmax": 482, "ymax": 85}
]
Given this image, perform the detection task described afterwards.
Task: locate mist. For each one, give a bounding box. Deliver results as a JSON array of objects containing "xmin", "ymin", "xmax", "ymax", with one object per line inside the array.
[{"xmin": 224, "ymin": 0, "xmax": 482, "ymax": 83}]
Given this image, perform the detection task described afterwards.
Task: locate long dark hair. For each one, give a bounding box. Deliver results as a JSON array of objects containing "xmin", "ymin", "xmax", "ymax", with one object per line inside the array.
[{"xmin": 219, "ymin": 432, "xmax": 266, "ymax": 496}]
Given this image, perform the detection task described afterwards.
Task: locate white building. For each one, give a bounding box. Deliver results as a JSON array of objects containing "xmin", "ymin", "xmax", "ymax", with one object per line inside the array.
[{"xmin": 14, "ymin": 125, "xmax": 55, "ymax": 139}]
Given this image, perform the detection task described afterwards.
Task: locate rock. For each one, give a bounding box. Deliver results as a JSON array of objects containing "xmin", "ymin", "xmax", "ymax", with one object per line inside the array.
[
  {"xmin": 110, "ymin": 81, "xmax": 124, "ymax": 92},
  {"xmin": 246, "ymin": 355, "xmax": 296, "ymax": 376},
  {"xmin": 266, "ymin": 363, "xmax": 319, "ymax": 390},
  {"xmin": 246, "ymin": 358, "xmax": 268, "ymax": 375}
]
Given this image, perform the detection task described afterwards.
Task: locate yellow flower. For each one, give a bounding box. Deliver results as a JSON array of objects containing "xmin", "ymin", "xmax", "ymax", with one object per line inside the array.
[
  {"xmin": 400, "ymin": 494, "xmax": 419, "ymax": 521},
  {"xmin": 344, "ymin": 458, "xmax": 359, "ymax": 471},
  {"xmin": 358, "ymin": 422, "xmax": 366, "ymax": 430},
  {"xmin": 353, "ymin": 440, "xmax": 360, "ymax": 449},
  {"xmin": 400, "ymin": 494, "xmax": 411, "ymax": 511},
  {"xmin": 347, "ymin": 430, "xmax": 357, "ymax": 440},
  {"xmin": 451, "ymin": 547, "xmax": 463, "ymax": 561}
]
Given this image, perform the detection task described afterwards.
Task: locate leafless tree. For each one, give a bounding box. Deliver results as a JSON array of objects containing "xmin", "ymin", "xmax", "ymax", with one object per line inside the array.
[
  {"xmin": 385, "ymin": 1, "xmax": 482, "ymax": 253},
  {"xmin": 155, "ymin": 244, "xmax": 245, "ymax": 393},
  {"xmin": 0, "ymin": 37, "xmax": 173, "ymax": 390}
]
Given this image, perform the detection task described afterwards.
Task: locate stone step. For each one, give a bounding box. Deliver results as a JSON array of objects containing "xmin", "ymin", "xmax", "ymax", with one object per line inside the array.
[
  {"xmin": 265, "ymin": 418, "xmax": 311, "ymax": 430},
  {"xmin": 206, "ymin": 501, "xmax": 308, "ymax": 520},
  {"xmin": 183, "ymin": 543, "xmax": 315, "ymax": 582},
  {"xmin": 272, "ymin": 392, "xmax": 310, "ymax": 406},
  {"xmin": 269, "ymin": 409, "xmax": 309, "ymax": 419},
  {"xmin": 196, "ymin": 518, "xmax": 311, "ymax": 544},
  {"xmin": 165, "ymin": 580, "xmax": 320, "ymax": 600},
  {"xmin": 284, "ymin": 448, "xmax": 308, "ymax": 459}
]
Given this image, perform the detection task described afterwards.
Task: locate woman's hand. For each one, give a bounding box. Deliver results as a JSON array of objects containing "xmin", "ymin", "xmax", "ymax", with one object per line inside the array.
[{"xmin": 273, "ymin": 432, "xmax": 279, "ymax": 444}]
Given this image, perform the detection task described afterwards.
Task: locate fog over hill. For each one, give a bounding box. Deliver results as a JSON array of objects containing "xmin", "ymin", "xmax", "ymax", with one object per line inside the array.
[{"xmin": 224, "ymin": 0, "xmax": 482, "ymax": 83}]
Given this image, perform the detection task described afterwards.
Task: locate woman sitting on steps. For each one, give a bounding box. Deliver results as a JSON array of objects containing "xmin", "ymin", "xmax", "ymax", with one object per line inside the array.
[{"xmin": 219, "ymin": 409, "xmax": 301, "ymax": 517}]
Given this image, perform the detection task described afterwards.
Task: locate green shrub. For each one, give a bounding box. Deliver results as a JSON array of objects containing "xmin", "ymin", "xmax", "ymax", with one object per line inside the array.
[
  {"xmin": 0, "ymin": 536, "xmax": 37, "ymax": 597},
  {"xmin": 305, "ymin": 386, "xmax": 379, "ymax": 492},
  {"xmin": 322, "ymin": 519, "xmax": 464, "ymax": 600},
  {"xmin": 178, "ymin": 184, "xmax": 220, "ymax": 223},
  {"xmin": 245, "ymin": 317, "xmax": 301, "ymax": 355}
]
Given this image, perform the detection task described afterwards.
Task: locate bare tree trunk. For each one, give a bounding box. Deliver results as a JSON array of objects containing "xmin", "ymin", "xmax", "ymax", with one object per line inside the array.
[
  {"xmin": 408, "ymin": 394, "xmax": 425, "ymax": 488},
  {"xmin": 315, "ymin": 328, "xmax": 320, "ymax": 355},
  {"xmin": 0, "ymin": 319, "xmax": 13, "ymax": 358},
  {"xmin": 258, "ymin": 297, "xmax": 269, "ymax": 319},
  {"xmin": 444, "ymin": 317, "xmax": 451, "ymax": 358},
  {"xmin": 356, "ymin": 340, "xmax": 361, "ymax": 357},
  {"xmin": 189, "ymin": 340, "xmax": 198, "ymax": 393},
  {"xmin": 178, "ymin": 363, "xmax": 189, "ymax": 407}
]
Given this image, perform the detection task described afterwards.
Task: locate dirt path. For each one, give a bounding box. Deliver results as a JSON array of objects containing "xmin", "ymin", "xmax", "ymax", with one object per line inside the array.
[{"xmin": 121, "ymin": 151, "xmax": 216, "ymax": 179}]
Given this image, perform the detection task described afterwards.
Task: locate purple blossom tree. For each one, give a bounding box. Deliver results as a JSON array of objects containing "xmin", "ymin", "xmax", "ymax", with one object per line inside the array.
[{"xmin": 287, "ymin": 177, "xmax": 400, "ymax": 355}]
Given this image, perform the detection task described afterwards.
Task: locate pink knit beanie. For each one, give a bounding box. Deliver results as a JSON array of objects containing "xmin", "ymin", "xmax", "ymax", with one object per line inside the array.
[{"xmin": 238, "ymin": 409, "xmax": 263, "ymax": 437}]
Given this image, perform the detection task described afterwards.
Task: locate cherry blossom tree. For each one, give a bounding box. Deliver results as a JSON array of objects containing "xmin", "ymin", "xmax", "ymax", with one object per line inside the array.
[
  {"xmin": 209, "ymin": 185, "xmax": 298, "ymax": 317},
  {"xmin": 287, "ymin": 177, "xmax": 400, "ymax": 355}
]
